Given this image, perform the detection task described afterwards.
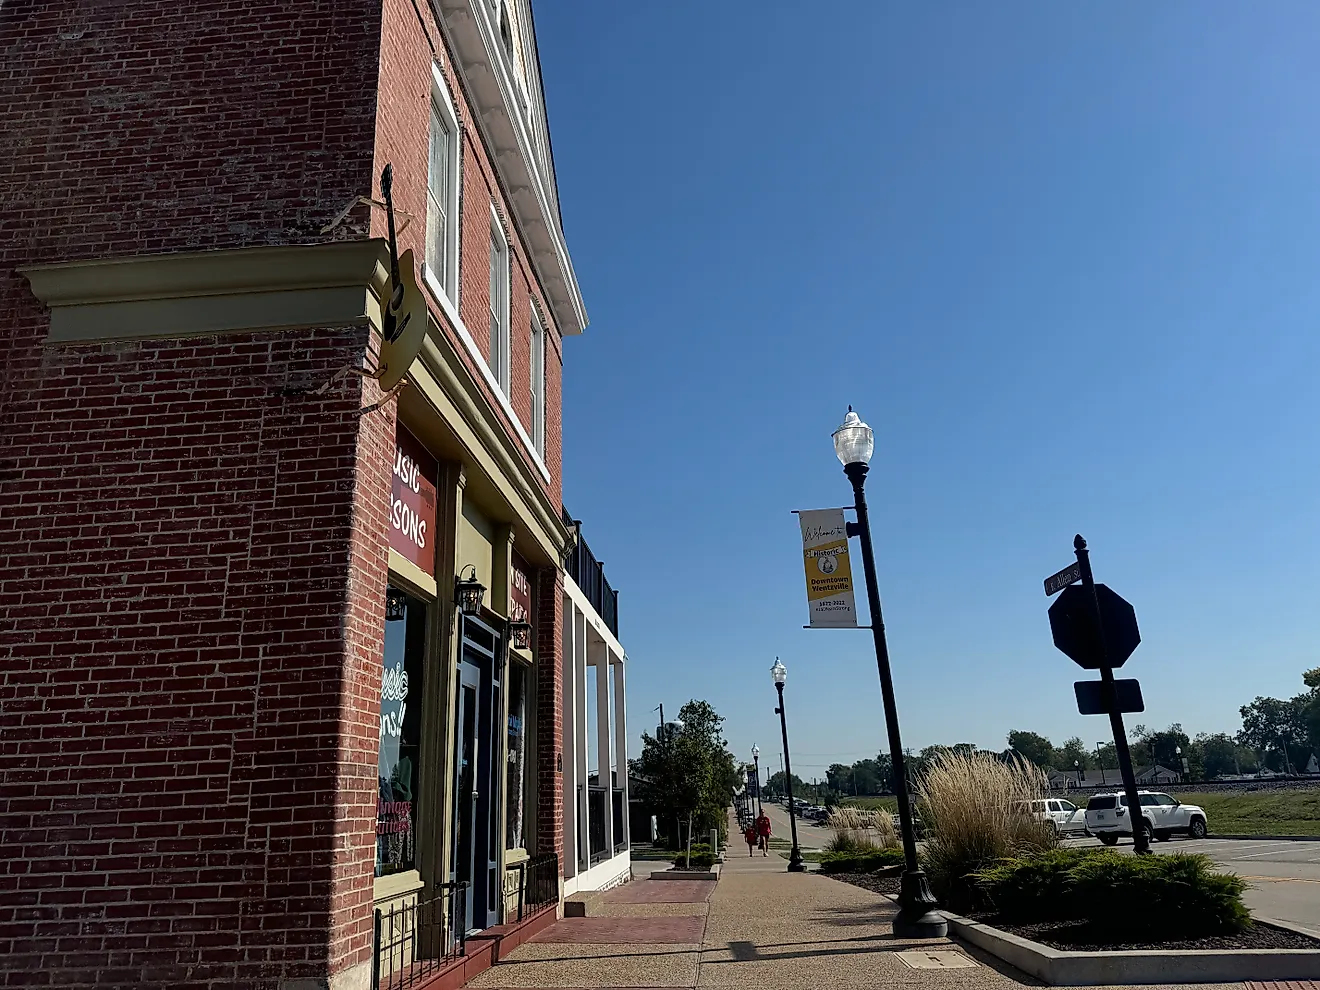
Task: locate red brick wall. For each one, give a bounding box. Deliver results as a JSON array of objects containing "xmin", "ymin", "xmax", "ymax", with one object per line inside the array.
[
  {"xmin": 534, "ymin": 569, "xmax": 565, "ymax": 864},
  {"xmin": 0, "ymin": 328, "xmax": 393, "ymax": 989},
  {"xmin": 0, "ymin": 2, "xmax": 393, "ymax": 987},
  {"xmin": 374, "ymin": 0, "xmax": 567, "ymax": 873},
  {"xmin": 0, "ymin": 1, "xmax": 572, "ymax": 984},
  {"xmin": 373, "ymin": 0, "xmax": 565, "ymax": 511}
]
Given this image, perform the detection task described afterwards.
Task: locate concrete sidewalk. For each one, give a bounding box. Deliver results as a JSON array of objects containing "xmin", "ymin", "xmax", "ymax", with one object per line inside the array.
[{"xmin": 466, "ymin": 842, "xmax": 1249, "ymax": 990}]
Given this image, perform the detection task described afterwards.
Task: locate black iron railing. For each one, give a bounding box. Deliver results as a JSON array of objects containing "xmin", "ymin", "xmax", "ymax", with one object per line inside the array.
[
  {"xmin": 612, "ymin": 788, "xmax": 626, "ymax": 853},
  {"xmin": 523, "ymin": 852, "xmax": 558, "ymax": 917},
  {"xmin": 587, "ymin": 785, "xmax": 608, "ymax": 862},
  {"xmin": 372, "ymin": 883, "xmax": 467, "ymax": 990},
  {"xmin": 563, "ymin": 508, "xmax": 619, "ymax": 637},
  {"xmin": 505, "ymin": 851, "xmax": 559, "ymax": 921}
]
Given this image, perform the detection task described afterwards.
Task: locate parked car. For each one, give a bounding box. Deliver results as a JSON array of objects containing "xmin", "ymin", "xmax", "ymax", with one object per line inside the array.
[
  {"xmin": 1021, "ymin": 798, "xmax": 1088, "ymax": 836},
  {"xmin": 1084, "ymin": 791, "xmax": 1208, "ymax": 845}
]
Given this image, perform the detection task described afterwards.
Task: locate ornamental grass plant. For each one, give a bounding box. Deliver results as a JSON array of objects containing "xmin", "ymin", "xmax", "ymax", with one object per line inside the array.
[
  {"xmin": 916, "ymin": 750, "xmax": 1056, "ymax": 912},
  {"xmin": 825, "ymin": 806, "xmax": 899, "ymax": 853}
]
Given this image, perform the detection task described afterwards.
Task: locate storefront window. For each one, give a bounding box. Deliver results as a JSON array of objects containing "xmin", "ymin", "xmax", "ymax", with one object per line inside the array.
[
  {"xmin": 377, "ymin": 586, "xmax": 427, "ymax": 877},
  {"xmin": 505, "ymin": 661, "xmax": 528, "ymax": 850}
]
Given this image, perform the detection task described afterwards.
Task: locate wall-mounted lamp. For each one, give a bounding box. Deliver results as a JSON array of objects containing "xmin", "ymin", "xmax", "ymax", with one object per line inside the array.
[
  {"xmin": 509, "ymin": 620, "xmax": 532, "ymax": 650},
  {"xmin": 455, "ymin": 565, "xmax": 485, "ymax": 616}
]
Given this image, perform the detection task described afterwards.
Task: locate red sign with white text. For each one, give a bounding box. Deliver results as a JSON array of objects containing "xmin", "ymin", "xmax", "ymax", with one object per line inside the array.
[
  {"xmin": 511, "ymin": 551, "xmax": 534, "ymax": 626},
  {"xmin": 390, "ymin": 426, "xmax": 438, "ymax": 575}
]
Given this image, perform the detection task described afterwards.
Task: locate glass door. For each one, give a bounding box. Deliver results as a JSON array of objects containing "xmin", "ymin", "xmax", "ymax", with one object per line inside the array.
[
  {"xmin": 450, "ymin": 615, "xmax": 503, "ymax": 933},
  {"xmin": 453, "ymin": 661, "xmax": 481, "ymax": 933}
]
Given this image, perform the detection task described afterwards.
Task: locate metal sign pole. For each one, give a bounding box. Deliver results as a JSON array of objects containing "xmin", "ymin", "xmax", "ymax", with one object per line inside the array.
[{"xmin": 1074, "ymin": 535, "xmax": 1149, "ymax": 854}]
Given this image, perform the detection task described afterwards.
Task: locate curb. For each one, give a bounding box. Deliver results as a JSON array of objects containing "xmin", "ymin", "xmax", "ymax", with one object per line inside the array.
[
  {"xmin": 651, "ymin": 866, "xmax": 720, "ymax": 881},
  {"xmin": 1212, "ymin": 833, "xmax": 1320, "ymax": 842},
  {"xmin": 940, "ymin": 910, "xmax": 1320, "ymax": 985}
]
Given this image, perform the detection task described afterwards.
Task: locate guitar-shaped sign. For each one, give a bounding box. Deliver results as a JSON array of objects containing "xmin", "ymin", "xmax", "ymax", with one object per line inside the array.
[{"xmin": 376, "ymin": 163, "xmax": 427, "ymax": 391}]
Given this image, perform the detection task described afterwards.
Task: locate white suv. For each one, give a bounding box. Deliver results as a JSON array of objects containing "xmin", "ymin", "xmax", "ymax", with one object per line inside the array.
[
  {"xmin": 1022, "ymin": 798, "xmax": 1089, "ymax": 836},
  {"xmin": 1084, "ymin": 791, "xmax": 1208, "ymax": 845}
]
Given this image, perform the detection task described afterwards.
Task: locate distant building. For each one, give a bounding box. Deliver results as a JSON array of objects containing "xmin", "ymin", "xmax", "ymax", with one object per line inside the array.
[{"xmin": 1047, "ymin": 764, "xmax": 1182, "ymax": 789}]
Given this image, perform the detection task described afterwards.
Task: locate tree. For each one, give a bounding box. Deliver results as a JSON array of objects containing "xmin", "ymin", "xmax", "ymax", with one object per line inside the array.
[
  {"xmin": 765, "ymin": 770, "xmax": 805, "ymax": 800},
  {"xmin": 1006, "ymin": 730, "xmax": 1057, "ymax": 769},
  {"xmin": 1239, "ymin": 696, "xmax": 1307, "ymax": 772},
  {"xmin": 1132, "ymin": 723, "xmax": 1191, "ymax": 770},
  {"xmin": 1194, "ymin": 732, "xmax": 1250, "ymax": 779},
  {"xmin": 1093, "ymin": 741, "xmax": 1118, "ymax": 769},
  {"xmin": 1056, "ymin": 737, "xmax": 1090, "ymax": 771},
  {"xmin": 628, "ymin": 699, "xmax": 738, "ymax": 846}
]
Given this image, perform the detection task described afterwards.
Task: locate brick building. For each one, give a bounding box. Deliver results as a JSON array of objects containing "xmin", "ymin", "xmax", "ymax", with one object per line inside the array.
[{"xmin": 0, "ymin": 2, "xmax": 598, "ymax": 988}]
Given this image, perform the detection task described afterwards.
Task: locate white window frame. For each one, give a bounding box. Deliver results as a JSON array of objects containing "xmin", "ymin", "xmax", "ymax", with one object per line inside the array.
[
  {"xmin": 425, "ymin": 63, "xmax": 461, "ymax": 308},
  {"xmin": 488, "ymin": 205, "xmax": 511, "ymax": 395},
  {"xmin": 529, "ymin": 303, "xmax": 546, "ymax": 457}
]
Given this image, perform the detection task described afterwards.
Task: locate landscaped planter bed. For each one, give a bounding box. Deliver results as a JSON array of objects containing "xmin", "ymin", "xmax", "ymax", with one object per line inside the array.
[
  {"xmin": 968, "ymin": 914, "xmax": 1320, "ymax": 952},
  {"xmin": 827, "ymin": 871, "xmax": 901, "ymax": 897}
]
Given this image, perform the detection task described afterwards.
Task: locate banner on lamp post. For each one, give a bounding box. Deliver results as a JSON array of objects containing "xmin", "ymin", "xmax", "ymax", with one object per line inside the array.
[{"xmin": 797, "ymin": 508, "xmax": 858, "ymax": 628}]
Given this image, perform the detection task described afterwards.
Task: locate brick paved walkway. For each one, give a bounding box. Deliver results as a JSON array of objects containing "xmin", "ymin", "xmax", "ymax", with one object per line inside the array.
[{"xmin": 466, "ymin": 839, "xmax": 1254, "ymax": 990}]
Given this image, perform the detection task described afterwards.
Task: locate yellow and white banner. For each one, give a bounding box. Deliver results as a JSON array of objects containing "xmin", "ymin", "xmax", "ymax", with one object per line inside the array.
[{"xmin": 798, "ymin": 508, "xmax": 857, "ymax": 628}]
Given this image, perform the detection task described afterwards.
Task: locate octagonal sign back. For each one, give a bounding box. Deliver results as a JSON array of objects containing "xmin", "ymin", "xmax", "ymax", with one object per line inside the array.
[{"xmin": 1048, "ymin": 584, "xmax": 1140, "ymax": 669}]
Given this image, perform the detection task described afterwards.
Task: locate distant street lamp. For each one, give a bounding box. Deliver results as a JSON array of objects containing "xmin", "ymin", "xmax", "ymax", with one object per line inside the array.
[
  {"xmin": 1096, "ymin": 743, "xmax": 1107, "ymax": 785},
  {"xmin": 833, "ymin": 409, "xmax": 946, "ymax": 939},
  {"xmin": 1074, "ymin": 759, "xmax": 1081, "ymax": 788},
  {"xmin": 771, "ymin": 659, "xmax": 804, "ymax": 872},
  {"xmin": 751, "ymin": 744, "xmax": 764, "ymax": 818},
  {"xmin": 1176, "ymin": 745, "xmax": 1190, "ymax": 784}
]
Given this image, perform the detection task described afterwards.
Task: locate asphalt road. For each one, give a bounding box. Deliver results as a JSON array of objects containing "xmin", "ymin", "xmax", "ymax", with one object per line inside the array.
[{"xmin": 757, "ymin": 803, "xmax": 1320, "ymax": 935}]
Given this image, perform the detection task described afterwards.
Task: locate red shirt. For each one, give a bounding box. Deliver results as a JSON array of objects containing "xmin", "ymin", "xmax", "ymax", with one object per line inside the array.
[{"xmin": 756, "ymin": 816, "xmax": 772, "ymax": 837}]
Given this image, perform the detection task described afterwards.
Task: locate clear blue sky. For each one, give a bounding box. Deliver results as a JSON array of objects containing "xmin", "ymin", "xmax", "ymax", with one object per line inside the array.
[{"xmin": 536, "ymin": 2, "xmax": 1320, "ymax": 779}]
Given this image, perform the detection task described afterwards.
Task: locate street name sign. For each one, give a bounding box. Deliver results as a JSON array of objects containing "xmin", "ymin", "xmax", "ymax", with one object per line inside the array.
[
  {"xmin": 1075, "ymin": 679, "xmax": 1144, "ymax": 716},
  {"xmin": 1048, "ymin": 583, "xmax": 1140, "ymax": 669},
  {"xmin": 1044, "ymin": 562, "xmax": 1082, "ymax": 596}
]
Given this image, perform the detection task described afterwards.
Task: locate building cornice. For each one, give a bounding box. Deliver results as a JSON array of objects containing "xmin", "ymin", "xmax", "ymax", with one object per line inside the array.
[
  {"xmin": 18, "ymin": 239, "xmax": 572, "ymax": 563},
  {"xmin": 19, "ymin": 241, "xmax": 390, "ymax": 343},
  {"xmin": 436, "ymin": 0, "xmax": 588, "ymax": 336}
]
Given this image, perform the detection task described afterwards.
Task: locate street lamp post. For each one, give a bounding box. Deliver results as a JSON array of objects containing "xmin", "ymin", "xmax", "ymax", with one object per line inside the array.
[
  {"xmin": 752, "ymin": 745, "xmax": 764, "ymax": 819},
  {"xmin": 832, "ymin": 409, "xmax": 946, "ymax": 939},
  {"xmin": 1074, "ymin": 759, "xmax": 1081, "ymax": 788},
  {"xmin": 771, "ymin": 659, "xmax": 804, "ymax": 872}
]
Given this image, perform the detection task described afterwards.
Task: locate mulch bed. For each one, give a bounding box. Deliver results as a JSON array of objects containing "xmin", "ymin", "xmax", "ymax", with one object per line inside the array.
[
  {"xmin": 823, "ymin": 873, "xmax": 1320, "ymax": 952},
  {"xmin": 969, "ymin": 915, "xmax": 1320, "ymax": 952},
  {"xmin": 826, "ymin": 872, "xmax": 902, "ymax": 896}
]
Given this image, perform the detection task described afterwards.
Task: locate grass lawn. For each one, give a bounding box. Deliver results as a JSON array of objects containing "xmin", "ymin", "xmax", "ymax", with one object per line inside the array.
[
  {"xmin": 841, "ymin": 796, "xmax": 899, "ymax": 814},
  {"xmin": 1169, "ymin": 789, "xmax": 1320, "ymax": 836}
]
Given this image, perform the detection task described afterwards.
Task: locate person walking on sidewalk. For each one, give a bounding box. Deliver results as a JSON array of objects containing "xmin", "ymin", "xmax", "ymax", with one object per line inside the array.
[
  {"xmin": 743, "ymin": 822, "xmax": 758, "ymax": 856},
  {"xmin": 755, "ymin": 811, "xmax": 772, "ymax": 856}
]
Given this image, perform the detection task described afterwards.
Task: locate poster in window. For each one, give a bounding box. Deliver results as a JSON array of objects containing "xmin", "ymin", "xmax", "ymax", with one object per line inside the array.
[{"xmin": 377, "ymin": 587, "xmax": 426, "ymax": 876}]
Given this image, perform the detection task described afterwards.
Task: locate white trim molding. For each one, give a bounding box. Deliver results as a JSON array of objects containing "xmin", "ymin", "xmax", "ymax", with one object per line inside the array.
[
  {"xmin": 427, "ymin": 61, "xmax": 463, "ymax": 310},
  {"xmin": 423, "ymin": 262, "xmax": 550, "ymax": 483},
  {"xmin": 436, "ymin": 0, "xmax": 588, "ymax": 336}
]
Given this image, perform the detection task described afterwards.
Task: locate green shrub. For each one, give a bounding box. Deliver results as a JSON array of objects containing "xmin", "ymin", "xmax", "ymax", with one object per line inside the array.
[
  {"xmin": 972, "ymin": 850, "xmax": 1250, "ymax": 940},
  {"xmin": 1070, "ymin": 853, "xmax": 1249, "ymax": 939},
  {"xmin": 819, "ymin": 847, "xmax": 906, "ymax": 873},
  {"xmin": 971, "ymin": 848, "xmax": 1094, "ymax": 919},
  {"xmin": 673, "ymin": 843, "xmax": 715, "ymax": 870}
]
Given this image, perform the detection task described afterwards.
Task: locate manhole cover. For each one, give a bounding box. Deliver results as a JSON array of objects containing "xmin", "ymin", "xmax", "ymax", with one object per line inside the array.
[{"xmin": 897, "ymin": 950, "xmax": 979, "ymax": 970}]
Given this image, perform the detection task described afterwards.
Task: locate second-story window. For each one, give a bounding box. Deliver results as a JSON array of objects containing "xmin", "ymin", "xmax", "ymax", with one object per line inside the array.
[
  {"xmin": 530, "ymin": 307, "xmax": 545, "ymax": 456},
  {"xmin": 426, "ymin": 67, "xmax": 461, "ymax": 305},
  {"xmin": 488, "ymin": 211, "xmax": 510, "ymax": 394}
]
